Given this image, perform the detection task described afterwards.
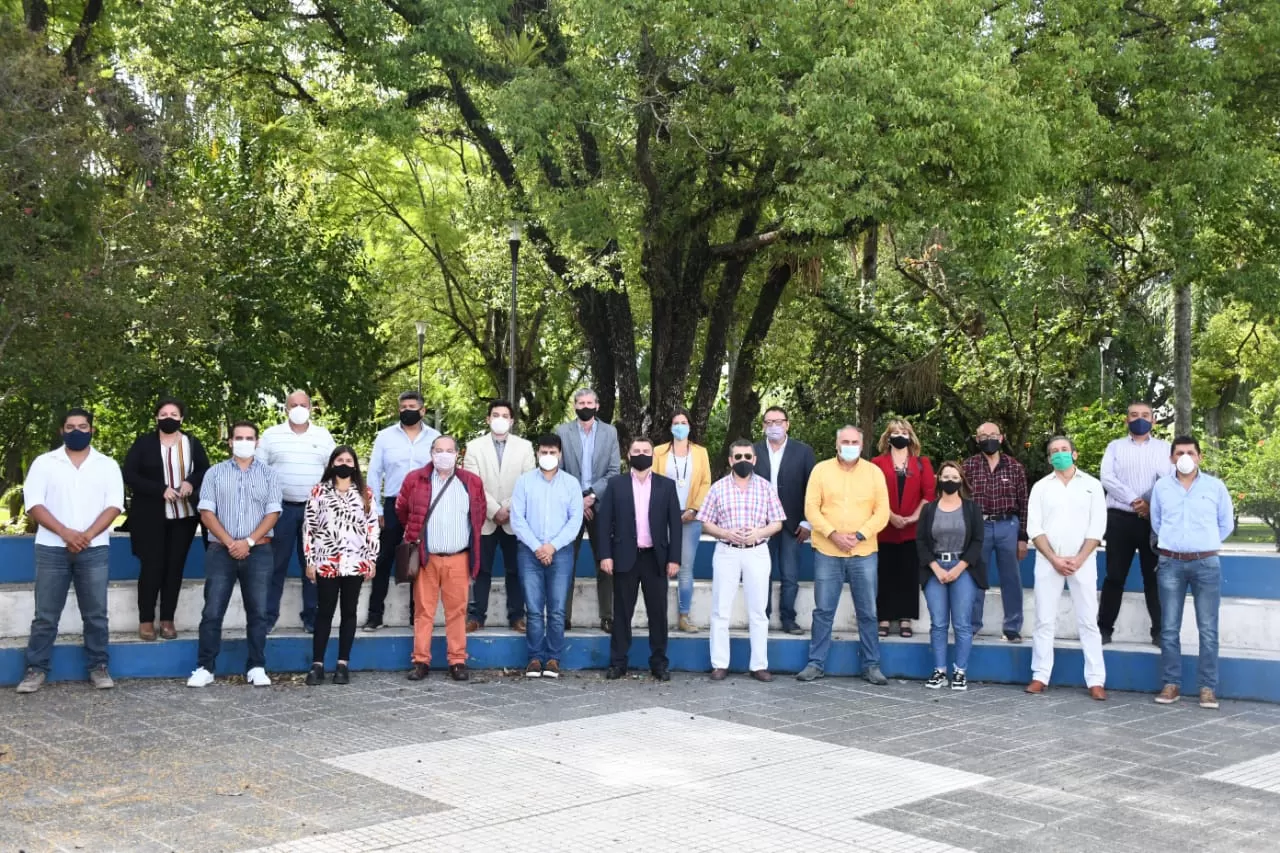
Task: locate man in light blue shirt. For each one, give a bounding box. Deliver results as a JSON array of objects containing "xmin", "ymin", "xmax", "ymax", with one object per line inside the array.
[
  {"xmin": 1150, "ymin": 435, "xmax": 1234, "ymax": 710},
  {"xmin": 510, "ymin": 434, "xmax": 584, "ymax": 678}
]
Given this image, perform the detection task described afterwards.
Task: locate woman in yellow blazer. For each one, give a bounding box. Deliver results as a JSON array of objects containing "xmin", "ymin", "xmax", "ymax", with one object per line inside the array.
[{"xmin": 654, "ymin": 408, "xmax": 712, "ymax": 633}]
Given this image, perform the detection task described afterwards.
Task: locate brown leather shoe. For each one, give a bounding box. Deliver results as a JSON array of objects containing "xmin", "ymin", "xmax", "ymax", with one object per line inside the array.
[
  {"xmin": 1155, "ymin": 684, "xmax": 1181, "ymax": 704},
  {"xmin": 466, "ymin": 620, "xmax": 481, "ymax": 633},
  {"xmin": 1088, "ymin": 686, "xmax": 1107, "ymax": 701},
  {"xmin": 1199, "ymin": 688, "xmax": 1219, "ymax": 709},
  {"xmin": 1025, "ymin": 680, "xmax": 1047, "ymax": 694},
  {"xmin": 511, "ymin": 618, "xmax": 527, "ymax": 632},
  {"xmin": 750, "ymin": 669, "xmax": 774, "ymax": 683},
  {"xmin": 709, "ymin": 668, "xmax": 728, "ymax": 681},
  {"xmin": 448, "ymin": 664, "xmax": 469, "ymax": 681},
  {"xmin": 159, "ymin": 621, "xmax": 177, "ymax": 640},
  {"xmin": 138, "ymin": 622, "xmax": 157, "ymax": 641}
]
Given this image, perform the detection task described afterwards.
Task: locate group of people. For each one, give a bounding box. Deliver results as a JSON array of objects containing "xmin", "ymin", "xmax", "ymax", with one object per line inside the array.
[{"xmin": 14, "ymin": 395, "xmax": 1235, "ymax": 710}]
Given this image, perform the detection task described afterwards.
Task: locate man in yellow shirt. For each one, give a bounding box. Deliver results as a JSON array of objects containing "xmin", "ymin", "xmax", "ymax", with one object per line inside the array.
[{"xmin": 797, "ymin": 425, "xmax": 891, "ymax": 685}]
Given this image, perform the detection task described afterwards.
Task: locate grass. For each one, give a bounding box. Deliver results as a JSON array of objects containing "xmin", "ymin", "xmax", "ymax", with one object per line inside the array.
[{"xmin": 1227, "ymin": 522, "xmax": 1276, "ymax": 546}]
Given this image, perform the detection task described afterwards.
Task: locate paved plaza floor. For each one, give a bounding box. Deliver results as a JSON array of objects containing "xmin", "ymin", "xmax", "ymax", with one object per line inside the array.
[{"xmin": 4, "ymin": 669, "xmax": 1280, "ymax": 852}]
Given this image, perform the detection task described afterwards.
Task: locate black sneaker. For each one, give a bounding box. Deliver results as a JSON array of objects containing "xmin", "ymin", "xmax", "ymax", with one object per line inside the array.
[
  {"xmin": 925, "ymin": 669, "xmax": 948, "ymax": 689},
  {"xmin": 333, "ymin": 663, "xmax": 350, "ymax": 685},
  {"xmin": 363, "ymin": 618, "xmax": 384, "ymax": 632},
  {"xmin": 1100, "ymin": 630, "xmax": 1113, "ymax": 646},
  {"xmin": 951, "ymin": 670, "xmax": 968, "ymax": 691},
  {"xmin": 305, "ymin": 664, "xmax": 325, "ymax": 686},
  {"xmin": 1002, "ymin": 631, "xmax": 1023, "ymax": 644}
]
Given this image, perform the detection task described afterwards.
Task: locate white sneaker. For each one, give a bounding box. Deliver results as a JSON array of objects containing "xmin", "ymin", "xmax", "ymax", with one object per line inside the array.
[
  {"xmin": 246, "ymin": 667, "xmax": 271, "ymax": 687},
  {"xmin": 187, "ymin": 667, "xmax": 215, "ymax": 688}
]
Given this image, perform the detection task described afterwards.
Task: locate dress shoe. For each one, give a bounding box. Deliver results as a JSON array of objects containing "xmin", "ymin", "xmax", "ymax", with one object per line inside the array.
[
  {"xmin": 466, "ymin": 620, "xmax": 481, "ymax": 633},
  {"xmin": 448, "ymin": 664, "xmax": 469, "ymax": 681},
  {"xmin": 783, "ymin": 625, "xmax": 805, "ymax": 636},
  {"xmin": 1088, "ymin": 685, "xmax": 1107, "ymax": 701},
  {"xmin": 605, "ymin": 666, "xmax": 626, "ymax": 680},
  {"xmin": 1100, "ymin": 630, "xmax": 1113, "ymax": 646},
  {"xmin": 407, "ymin": 663, "xmax": 430, "ymax": 681},
  {"xmin": 651, "ymin": 666, "xmax": 671, "ymax": 682},
  {"xmin": 750, "ymin": 669, "xmax": 774, "ymax": 683},
  {"xmin": 709, "ymin": 668, "xmax": 728, "ymax": 681},
  {"xmin": 159, "ymin": 621, "xmax": 177, "ymax": 640},
  {"xmin": 1025, "ymin": 680, "xmax": 1047, "ymax": 694},
  {"xmin": 363, "ymin": 618, "xmax": 384, "ymax": 632},
  {"xmin": 138, "ymin": 622, "xmax": 157, "ymax": 641},
  {"xmin": 511, "ymin": 618, "xmax": 527, "ymax": 632},
  {"xmin": 601, "ymin": 616, "xmax": 613, "ymax": 633}
]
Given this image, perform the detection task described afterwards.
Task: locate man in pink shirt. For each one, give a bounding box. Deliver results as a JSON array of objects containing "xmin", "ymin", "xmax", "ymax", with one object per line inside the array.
[{"xmin": 597, "ymin": 436, "xmax": 683, "ymax": 680}]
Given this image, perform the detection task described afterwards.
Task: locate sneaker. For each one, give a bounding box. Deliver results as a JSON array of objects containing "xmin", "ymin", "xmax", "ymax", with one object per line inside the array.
[
  {"xmin": 246, "ymin": 667, "xmax": 272, "ymax": 687},
  {"xmin": 333, "ymin": 663, "xmax": 350, "ymax": 685},
  {"xmin": 15, "ymin": 668, "xmax": 45, "ymax": 694},
  {"xmin": 1002, "ymin": 631, "xmax": 1023, "ymax": 644},
  {"xmin": 796, "ymin": 663, "xmax": 825, "ymax": 682},
  {"xmin": 951, "ymin": 669, "xmax": 968, "ymax": 691},
  {"xmin": 678, "ymin": 614, "xmax": 698, "ymax": 634},
  {"xmin": 89, "ymin": 666, "xmax": 114, "ymax": 690},
  {"xmin": 186, "ymin": 667, "xmax": 215, "ymax": 688},
  {"xmin": 925, "ymin": 669, "xmax": 948, "ymax": 689},
  {"xmin": 525, "ymin": 660, "xmax": 543, "ymax": 678},
  {"xmin": 1100, "ymin": 630, "xmax": 1113, "ymax": 646},
  {"xmin": 1199, "ymin": 688, "xmax": 1220, "ymax": 710},
  {"xmin": 1154, "ymin": 684, "xmax": 1181, "ymax": 704},
  {"xmin": 362, "ymin": 618, "xmax": 384, "ymax": 632},
  {"xmin": 864, "ymin": 665, "xmax": 888, "ymax": 686},
  {"xmin": 305, "ymin": 664, "xmax": 325, "ymax": 686},
  {"xmin": 543, "ymin": 660, "xmax": 561, "ymax": 679}
]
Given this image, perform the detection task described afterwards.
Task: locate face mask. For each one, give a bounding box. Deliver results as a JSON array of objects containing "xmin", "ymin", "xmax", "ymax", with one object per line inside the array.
[
  {"xmin": 575, "ymin": 407, "xmax": 597, "ymax": 422},
  {"xmin": 939, "ymin": 480, "xmax": 961, "ymax": 495},
  {"xmin": 732, "ymin": 460, "xmax": 754, "ymax": 478},
  {"xmin": 433, "ymin": 451, "xmax": 457, "ymax": 471},
  {"xmin": 538, "ymin": 454, "xmax": 559, "ymax": 472},
  {"xmin": 332, "ymin": 464, "xmax": 356, "ymax": 479},
  {"xmin": 1050, "ymin": 451, "xmax": 1075, "ymax": 472},
  {"xmin": 232, "ymin": 439, "xmax": 256, "ymax": 460},
  {"xmin": 489, "ymin": 416, "xmax": 511, "ymax": 436},
  {"xmin": 671, "ymin": 424, "xmax": 690, "ymax": 441},
  {"xmin": 399, "ymin": 409, "xmax": 423, "ymax": 427},
  {"xmin": 765, "ymin": 425, "xmax": 786, "ymax": 442},
  {"xmin": 1175, "ymin": 454, "xmax": 1198, "ymax": 475},
  {"xmin": 63, "ymin": 430, "xmax": 92, "ymax": 452},
  {"xmin": 288, "ymin": 406, "xmax": 310, "ymax": 426},
  {"xmin": 839, "ymin": 445, "xmax": 861, "ymax": 462},
  {"xmin": 157, "ymin": 417, "xmax": 182, "ymax": 435},
  {"xmin": 629, "ymin": 454, "xmax": 653, "ymax": 471},
  {"xmin": 978, "ymin": 438, "xmax": 1001, "ymax": 455},
  {"xmin": 888, "ymin": 435, "xmax": 911, "ymax": 450},
  {"xmin": 1129, "ymin": 418, "xmax": 1152, "ymax": 436}
]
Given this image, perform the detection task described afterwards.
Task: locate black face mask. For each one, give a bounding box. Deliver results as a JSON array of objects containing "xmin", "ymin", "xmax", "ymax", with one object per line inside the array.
[
  {"xmin": 978, "ymin": 438, "xmax": 1001, "ymax": 455},
  {"xmin": 629, "ymin": 454, "xmax": 653, "ymax": 471},
  {"xmin": 939, "ymin": 480, "xmax": 961, "ymax": 495},
  {"xmin": 575, "ymin": 407, "xmax": 597, "ymax": 422},
  {"xmin": 732, "ymin": 460, "xmax": 754, "ymax": 478},
  {"xmin": 157, "ymin": 417, "xmax": 182, "ymax": 435},
  {"xmin": 399, "ymin": 409, "xmax": 423, "ymax": 427},
  {"xmin": 332, "ymin": 464, "xmax": 357, "ymax": 479},
  {"xmin": 888, "ymin": 435, "xmax": 911, "ymax": 450}
]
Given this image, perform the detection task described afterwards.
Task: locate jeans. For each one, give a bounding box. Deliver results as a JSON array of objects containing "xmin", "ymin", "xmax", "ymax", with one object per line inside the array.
[
  {"xmin": 922, "ymin": 560, "xmax": 979, "ymax": 672},
  {"xmin": 972, "ymin": 518, "xmax": 1023, "ymax": 634},
  {"xmin": 519, "ymin": 543, "xmax": 574, "ymax": 663},
  {"xmin": 267, "ymin": 502, "xmax": 315, "ymax": 630},
  {"xmin": 470, "ymin": 529, "xmax": 524, "ymax": 626},
  {"xmin": 766, "ymin": 528, "xmax": 804, "ymax": 629},
  {"xmin": 25, "ymin": 545, "xmax": 110, "ymax": 674},
  {"xmin": 198, "ymin": 542, "xmax": 272, "ymax": 672},
  {"xmin": 676, "ymin": 520, "xmax": 702, "ymax": 615},
  {"xmin": 808, "ymin": 552, "xmax": 879, "ymax": 671},
  {"xmin": 1158, "ymin": 556, "xmax": 1220, "ymax": 692}
]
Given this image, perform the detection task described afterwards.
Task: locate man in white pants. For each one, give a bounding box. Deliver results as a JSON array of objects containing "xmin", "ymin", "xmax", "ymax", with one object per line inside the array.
[
  {"xmin": 697, "ymin": 439, "xmax": 786, "ymax": 682},
  {"xmin": 1025, "ymin": 436, "xmax": 1108, "ymax": 700}
]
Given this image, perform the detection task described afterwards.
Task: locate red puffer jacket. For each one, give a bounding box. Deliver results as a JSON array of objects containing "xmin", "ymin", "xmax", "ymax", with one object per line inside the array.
[{"xmin": 395, "ymin": 464, "xmax": 488, "ymax": 578}]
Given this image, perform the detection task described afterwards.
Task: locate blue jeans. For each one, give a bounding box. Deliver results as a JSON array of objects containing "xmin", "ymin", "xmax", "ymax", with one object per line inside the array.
[
  {"xmin": 767, "ymin": 528, "xmax": 804, "ymax": 629},
  {"xmin": 518, "ymin": 543, "xmax": 574, "ymax": 663},
  {"xmin": 25, "ymin": 545, "xmax": 110, "ymax": 673},
  {"xmin": 808, "ymin": 552, "xmax": 879, "ymax": 671},
  {"xmin": 972, "ymin": 518, "xmax": 1022, "ymax": 634},
  {"xmin": 1158, "ymin": 556, "xmax": 1220, "ymax": 692},
  {"xmin": 199, "ymin": 542, "xmax": 272, "ymax": 672},
  {"xmin": 922, "ymin": 560, "xmax": 979, "ymax": 672},
  {"xmin": 268, "ymin": 502, "xmax": 313, "ymax": 630},
  {"xmin": 676, "ymin": 520, "xmax": 702, "ymax": 615}
]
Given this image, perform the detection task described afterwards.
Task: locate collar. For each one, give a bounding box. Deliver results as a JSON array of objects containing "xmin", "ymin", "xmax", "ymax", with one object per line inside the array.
[
  {"xmin": 56, "ymin": 446, "xmax": 99, "ymax": 465},
  {"xmin": 630, "ymin": 471, "xmax": 652, "ymax": 486},
  {"xmin": 768, "ymin": 438, "xmax": 788, "ymax": 453}
]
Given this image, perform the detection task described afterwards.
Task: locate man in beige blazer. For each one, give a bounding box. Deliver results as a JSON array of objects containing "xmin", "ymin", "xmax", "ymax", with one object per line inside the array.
[{"xmin": 464, "ymin": 400, "xmax": 536, "ymax": 631}]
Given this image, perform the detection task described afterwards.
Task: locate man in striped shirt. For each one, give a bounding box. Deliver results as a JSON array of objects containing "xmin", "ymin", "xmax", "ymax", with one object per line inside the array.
[{"xmin": 1098, "ymin": 401, "xmax": 1173, "ymax": 645}]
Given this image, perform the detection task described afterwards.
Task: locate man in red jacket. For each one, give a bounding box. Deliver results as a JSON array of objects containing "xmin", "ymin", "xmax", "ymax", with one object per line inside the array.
[{"xmin": 396, "ymin": 435, "xmax": 487, "ymax": 681}]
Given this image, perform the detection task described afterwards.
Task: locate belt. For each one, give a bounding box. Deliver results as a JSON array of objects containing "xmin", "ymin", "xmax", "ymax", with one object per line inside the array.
[
  {"xmin": 283, "ymin": 500, "xmax": 306, "ymax": 507},
  {"xmin": 721, "ymin": 541, "xmax": 765, "ymax": 550},
  {"xmin": 1157, "ymin": 548, "xmax": 1218, "ymax": 561},
  {"xmin": 934, "ymin": 551, "xmax": 961, "ymax": 562},
  {"xmin": 428, "ymin": 549, "xmax": 469, "ymax": 557},
  {"xmin": 637, "ymin": 547, "xmax": 654, "ymax": 553},
  {"xmin": 984, "ymin": 513, "xmax": 1016, "ymax": 521}
]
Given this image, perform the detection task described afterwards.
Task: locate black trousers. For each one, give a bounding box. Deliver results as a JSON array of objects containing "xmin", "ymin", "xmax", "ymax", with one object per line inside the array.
[
  {"xmin": 876, "ymin": 540, "xmax": 921, "ymax": 622},
  {"xmin": 567, "ymin": 511, "xmax": 613, "ymax": 627},
  {"xmin": 610, "ymin": 550, "xmax": 669, "ymax": 670},
  {"xmin": 368, "ymin": 497, "xmax": 411, "ymax": 623},
  {"xmin": 1098, "ymin": 509, "xmax": 1161, "ymax": 635},
  {"xmin": 137, "ymin": 516, "xmax": 199, "ymax": 623},
  {"xmin": 314, "ymin": 575, "xmax": 364, "ymax": 662},
  {"xmin": 470, "ymin": 529, "xmax": 524, "ymax": 626}
]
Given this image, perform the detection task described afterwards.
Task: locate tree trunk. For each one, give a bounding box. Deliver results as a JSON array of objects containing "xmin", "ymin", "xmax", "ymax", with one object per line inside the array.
[
  {"xmin": 1173, "ymin": 278, "xmax": 1193, "ymax": 435},
  {"xmin": 645, "ymin": 230, "xmax": 713, "ymax": 438}
]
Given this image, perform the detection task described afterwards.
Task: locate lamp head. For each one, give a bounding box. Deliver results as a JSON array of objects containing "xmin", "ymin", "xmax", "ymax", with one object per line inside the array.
[
  {"xmin": 507, "ymin": 220, "xmax": 522, "ymax": 243},
  {"xmin": 414, "ymin": 320, "xmax": 427, "ymax": 337}
]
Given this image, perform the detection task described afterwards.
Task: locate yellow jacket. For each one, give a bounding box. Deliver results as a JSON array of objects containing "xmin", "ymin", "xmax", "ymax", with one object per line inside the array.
[
  {"xmin": 805, "ymin": 458, "xmax": 891, "ymax": 557},
  {"xmin": 652, "ymin": 441, "xmax": 712, "ymax": 511}
]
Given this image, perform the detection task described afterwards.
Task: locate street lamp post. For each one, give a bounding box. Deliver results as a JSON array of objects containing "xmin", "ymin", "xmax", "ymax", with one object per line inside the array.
[
  {"xmin": 507, "ymin": 221, "xmax": 521, "ymax": 405},
  {"xmin": 415, "ymin": 320, "xmax": 426, "ymax": 397},
  {"xmin": 1098, "ymin": 335, "xmax": 1112, "ymax": 402}
]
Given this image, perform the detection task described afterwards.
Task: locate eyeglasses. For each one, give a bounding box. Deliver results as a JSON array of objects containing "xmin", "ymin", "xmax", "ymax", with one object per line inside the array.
[
  {"xmin": 763, "ymin": 419, "xmax": 786, "ymax": 427},
  {"xmin": 975, "ymin": 433, "xmax": 1000, "ymax": 441},
  {"xmin": 730, "ymin": 453, "xmax": 753, "ymax": 462}
]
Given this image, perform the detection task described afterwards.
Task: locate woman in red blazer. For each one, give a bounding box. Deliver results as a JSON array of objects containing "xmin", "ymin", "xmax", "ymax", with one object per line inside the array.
[{"xmin": 871, "ymin": 419, "xmax": 935, "ymax": 637}]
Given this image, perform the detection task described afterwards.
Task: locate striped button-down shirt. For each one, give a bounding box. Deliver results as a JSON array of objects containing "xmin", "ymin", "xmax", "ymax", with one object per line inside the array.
[
  {"xmin": 698, "ymin": 474, "xmax": 786, "ymax": 531},
  {"xmin": 425, "ymin": 471, "xmax": 470, "ymax": 555},
  {"xmin": 511, "ymin": 468, "xmax": 584, "ymax": 553},
  {"xmin": 197, "ymin": 459, "xmax": 283, "ymax": 540},
  {"xmin": 367, "ymin": 422, "xmax": 441, "ymax": 516},
  {"xmin": 962, "ymin": 453, "xmax": 1029, "ymax": 538},
  {"xmin": 1099, "ymin": 436, "xmax": 1173, "ymax": 512},
  {"xmin": 258, "ymin": 422, "xmax": 336, "ymax": 503}
]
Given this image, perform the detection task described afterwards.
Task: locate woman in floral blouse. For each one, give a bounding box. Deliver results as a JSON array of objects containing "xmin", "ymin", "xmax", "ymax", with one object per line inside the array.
[{"xmin": 303, "ymin": 446, "xmax": 379, "ymax": 685}]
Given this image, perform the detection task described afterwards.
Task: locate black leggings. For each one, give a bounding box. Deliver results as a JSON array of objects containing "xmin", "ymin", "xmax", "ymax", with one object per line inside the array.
[
  {"xmin": 138, "ymin": 517, "xmax": 199, "ymax": 623},
  {"xmin": 313, "ymin": 575, "xmax": 364, "ymax": 663}
]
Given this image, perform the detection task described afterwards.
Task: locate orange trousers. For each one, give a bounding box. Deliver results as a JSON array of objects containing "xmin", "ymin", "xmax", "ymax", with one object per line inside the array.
[{"xmin": 411, "ymin": 552, "xmax": 470, "ymax": 666}]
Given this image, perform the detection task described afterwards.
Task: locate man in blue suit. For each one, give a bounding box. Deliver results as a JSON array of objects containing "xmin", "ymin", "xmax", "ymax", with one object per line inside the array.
[{"xmin": 753, "ymin": 406, "xmax": 816, "ymax": 635}]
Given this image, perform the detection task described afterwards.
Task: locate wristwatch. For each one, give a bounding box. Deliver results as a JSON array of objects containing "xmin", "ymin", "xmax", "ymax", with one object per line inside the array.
[{"xmin": 246, "ymin": 537, "xmax": 256, "ymax": 547}]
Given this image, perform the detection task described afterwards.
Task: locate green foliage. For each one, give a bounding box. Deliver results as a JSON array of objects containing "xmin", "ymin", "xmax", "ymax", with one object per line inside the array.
[{"xmin": 1222, "ymin": 432, "xmax": 1280, "ymax": 551}]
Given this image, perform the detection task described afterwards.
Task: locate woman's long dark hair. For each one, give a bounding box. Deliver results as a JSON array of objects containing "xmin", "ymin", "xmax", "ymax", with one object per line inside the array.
[
  {"xmin": 322, "ymin": 445, "xmax": 370, "ymax": 514},
  {"xmin": 935, "ymin": 460, "xmax": 972, "ymax": 501}
]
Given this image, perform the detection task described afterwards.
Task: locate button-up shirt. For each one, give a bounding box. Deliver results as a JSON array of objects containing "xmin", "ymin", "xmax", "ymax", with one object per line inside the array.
[
  {"xmin": 578, "ymin": 421, "xmax": 597, "ymax": 491},
  {"xmin": 197, "ymin": 458, "xmax": 282, "ymax": 541},
  {"xmin": 425, "ymin": 470, "xmax": 470, "ymax": 555},
  {"xmin": 698, "ymin": 474, "xmax": 786, "ymax": 532},
  {"xmin": 632, "ymin": 471, "xmax": 654, "ymax": 548},
  {"xmin": 258, "ymin": 422, "xmax": 336, "ymax": 503},
  {"xmin": 804, "ymin": 458, "xmax": 891, "ymax": 557},
  {"xmin": 24, "ymin": 447, "xmax": 125, "ymax": 549},
  {"xmin": 1026, "ymin": 469, "xmax": 1107, "ymax": 570},
  {"xmin": 767, "ymin": 439, "xmax": 786, "ymax": 489},
  {"xmin": 1100, "ymin": 436, "xmax": 1174, "ymax": 512},
  {"xmin": 511, "ymin": 468, "xmax": 585, "ymax": 553},
  {"xmin": 962, "ymin": 453, "xmax": 1029, "ymax": 539},
  {"xmin": 367, "ymin": 422, "xmax": 441, "ymax": 516},
  {"xmin": 1150, "ymin": 472, "xmax": 1234, "ymax": 553}
]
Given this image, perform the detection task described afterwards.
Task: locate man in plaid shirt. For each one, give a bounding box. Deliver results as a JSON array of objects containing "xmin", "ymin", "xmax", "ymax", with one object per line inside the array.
[
  {"xmin": 962, "ymin": 422, "xmax": 1030, "ymax": 642},
  {"xmin": 698, "ymin": 439, "xmax": 786, "ymax": 681}
]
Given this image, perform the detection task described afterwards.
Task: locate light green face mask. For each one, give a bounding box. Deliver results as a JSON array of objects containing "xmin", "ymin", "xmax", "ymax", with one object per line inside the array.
[{"xmin": 1050, "ymin": 451, "xmax": 1075, "ymax": 471}]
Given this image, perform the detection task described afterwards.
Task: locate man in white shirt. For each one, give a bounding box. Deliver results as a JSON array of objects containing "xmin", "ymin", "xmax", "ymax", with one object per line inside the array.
[
  {"xmin": 463, "ymin": 400, "xmax": 535, "ymax": 632},
  {"xmin": 258, "ymin": 390, "xmax": 335, "ymax": 633},
  {"xmin": 1025, "ymin": 436, "xmax": 1108, "ymax": 700},
  {"xmin": 17, "ymin": 409, "xmax": 125, "ymax": 694}
]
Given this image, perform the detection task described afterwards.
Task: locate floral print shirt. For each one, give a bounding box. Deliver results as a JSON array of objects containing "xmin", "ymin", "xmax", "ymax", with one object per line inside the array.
[{"xmin": 303, "ymin": 482, "xmax": 379, "ymax": 578}]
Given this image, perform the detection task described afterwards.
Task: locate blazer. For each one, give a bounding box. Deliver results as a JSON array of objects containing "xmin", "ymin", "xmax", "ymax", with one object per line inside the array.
[
  {"xmin": 462, "ymin": 432, "xmax": 536, "ymax": 535},
  {"xmin": 595, "ymin": 472, "xmax": 683, "ymax": 573},
  {"xmin": 396, "ymin": 465, "xmax": 488, "ymax": 578},
  {"xmin": 869, "ymin": 454, "xmax": 937, "ymax": 544},
  {"xmin": 556, "ymin": 419, "xmax": 621, "ymax": 498},
  {"xmin": 752, "ymin": 438, "xmax": 816, "ymax": 534},
  {"xmin": 915, "ymin": 498, "xmax": 987, "ymax": 589},
  {"xmin": 122, "ymin": 431, "xmax": 211, "ymax": 560},
  {"xmin": 652, "ymin": 442, "xmax": 712, "ymax": 511}
]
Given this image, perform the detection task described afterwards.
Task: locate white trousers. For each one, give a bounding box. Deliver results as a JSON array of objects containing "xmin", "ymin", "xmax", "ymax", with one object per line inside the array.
[
  {"xmin": 1032, "ymin": 557, "xmax": 1106, "ymax": 687},
  {"xmin": 710, "ymin": 543, "xmax": 771, "ymax": 671}
]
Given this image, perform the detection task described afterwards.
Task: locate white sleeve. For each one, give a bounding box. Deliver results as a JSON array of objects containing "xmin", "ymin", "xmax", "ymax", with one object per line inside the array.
[{"xmin": 23, "ymin": 456, "xmax": 48, "ymax": 512}]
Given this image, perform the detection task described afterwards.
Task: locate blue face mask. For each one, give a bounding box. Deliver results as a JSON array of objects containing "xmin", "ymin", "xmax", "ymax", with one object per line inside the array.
[
  {"xmin": 63, "ymin": 430, "xmax": 92, "ymax": 451},
  {"xmin": 1128, "ymin": 418, "xmax": 1152, "ymax": 436},
  {"xmin": 839, "ymin": 445, "xmax": 861, "ymax": 462},
  {"xmin": 671, "ymin": 424, "xmax": 690, "ymax": 441},
  {"xmin": 1050, "ymin": 451, "xmax": 1075, "ymax": 472}
]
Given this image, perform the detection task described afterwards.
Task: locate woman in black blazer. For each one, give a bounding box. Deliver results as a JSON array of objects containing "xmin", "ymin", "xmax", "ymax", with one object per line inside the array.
[
  {"xmin": 915, "ymin": 461, "xmax": 986, "ymax": 691},
  {"xmin": 122, "ymin": 398, "xmax": 210, "ymax": 640}
]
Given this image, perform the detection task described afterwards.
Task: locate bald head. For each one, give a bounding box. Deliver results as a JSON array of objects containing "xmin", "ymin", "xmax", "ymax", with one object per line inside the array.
[{"xmin": 286, "ymin": 390, "xmax": 311, "ymax": 409}]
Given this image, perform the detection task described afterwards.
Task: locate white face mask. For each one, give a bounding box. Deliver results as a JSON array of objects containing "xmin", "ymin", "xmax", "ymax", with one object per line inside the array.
[
  {"xmin": 489, "ymin": 416, "xmax": 511, "ymax": 436},
  {"xmin": 1175, "ymin": 454, "xmax": 1198, "ymax": 475},
  {"xmin": 288, "ymin": 406, "xmax": 310, "ymax": 426},
  {"xmin": 232, "ymin": 439, "xmax": 256, "ymax": 460},
  {"xmin": 433, "ymin": 451, "xmax": 457, "ymax": 471},
  {"xmin": 538, "ymin": 454, "xmax": 559, "ymax": 472},
  {"xmin": 839, "ymin": 445, "xmax": 861, "ymax": 462}
]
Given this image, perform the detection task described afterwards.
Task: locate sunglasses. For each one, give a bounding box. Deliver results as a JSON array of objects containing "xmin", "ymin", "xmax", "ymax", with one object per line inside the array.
[{"xmin": 731, "ymin": 453, "xmax": 753, "ymax": 462}]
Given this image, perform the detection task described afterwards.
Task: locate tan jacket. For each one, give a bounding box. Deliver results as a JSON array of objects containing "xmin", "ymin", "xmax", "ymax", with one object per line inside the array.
[{"xmin": 462, "ymin": 432, "xmax": 536, "ymax": 535}]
